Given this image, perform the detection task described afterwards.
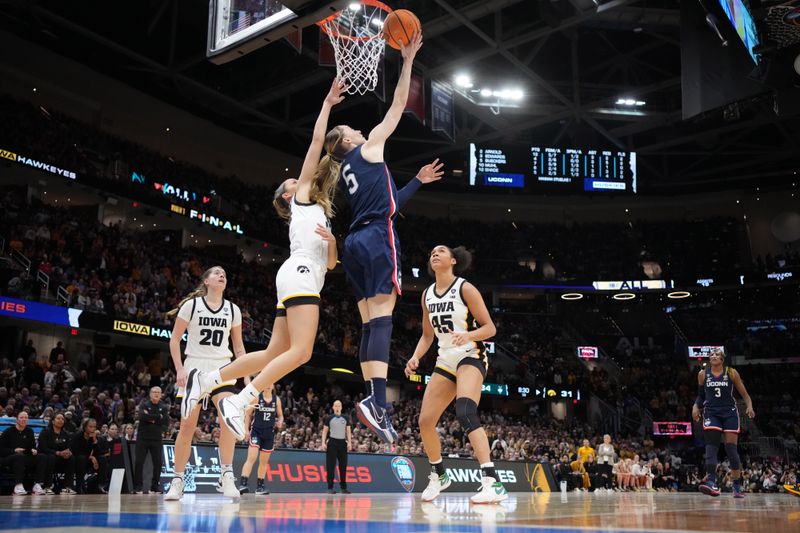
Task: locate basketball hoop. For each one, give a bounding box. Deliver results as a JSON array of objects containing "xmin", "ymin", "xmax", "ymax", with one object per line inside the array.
[{"xmin": 318, "ymin": 0, "xmax": 392, "ymax": 95}]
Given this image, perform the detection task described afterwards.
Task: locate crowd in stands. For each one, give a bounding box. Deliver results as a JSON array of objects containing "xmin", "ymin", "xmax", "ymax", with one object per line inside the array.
[{"xmin": 2, "ymin": 334, "xmax": 798, "ymax": 496}]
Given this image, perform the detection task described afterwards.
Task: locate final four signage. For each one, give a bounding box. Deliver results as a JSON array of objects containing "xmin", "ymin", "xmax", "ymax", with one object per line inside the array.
[
  {"xmin": 592, "ymin": 280, "xmax": 674, "ymax": 291},
  {"xmin": 170, "ymin": 204, "xmax": 244, "ymax": 235}
]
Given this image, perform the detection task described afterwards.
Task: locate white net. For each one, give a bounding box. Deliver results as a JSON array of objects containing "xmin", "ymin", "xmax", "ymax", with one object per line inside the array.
[{"xmin": 320, "ymin": 3, "xmax": 388, "ymax": 95}]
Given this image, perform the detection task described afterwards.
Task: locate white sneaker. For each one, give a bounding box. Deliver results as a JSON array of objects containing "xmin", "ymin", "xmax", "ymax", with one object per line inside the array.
[
  {"xmin": 421, "ymin": 471, "xmax": 452, "ymax": 502},
  {"xmin": 470, "ymin": 477, "xmax": 508, "ymax": 504},
  {"xmin": 32, "ymin": 483, "xmax": 45, "ymax": 495},
  {"xmin": 13, "ymin": 484, "xmax": 27, "ymax": 495},
  {"xmin": 164, "ymin": 477, "xmax": 184, "ymax": 501},
  {"xmin": 221, "ymin": 471, "xmax": 240, "ymax": 499},
  {"xmin": 219, "ymin": 395, "xmax": 247, "ymax": 441},
  {"xmin": 181, "ymin": 369, "xmax": 214, "ymax": 419}
]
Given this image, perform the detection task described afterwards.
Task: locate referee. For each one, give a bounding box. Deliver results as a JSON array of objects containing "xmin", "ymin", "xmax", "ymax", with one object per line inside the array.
[{"xmin": 321, "ymin": 400, "xmax": 352, "ymax": 494}]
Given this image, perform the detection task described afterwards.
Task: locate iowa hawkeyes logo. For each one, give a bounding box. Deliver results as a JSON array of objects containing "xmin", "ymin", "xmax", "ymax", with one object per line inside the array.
[{"xmin": 297, "ymin": 265, "xmax": 310, "ymax": 274}]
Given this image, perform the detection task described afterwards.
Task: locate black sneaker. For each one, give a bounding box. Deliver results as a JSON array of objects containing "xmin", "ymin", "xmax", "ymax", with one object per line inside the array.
[
  {"xmin": 341, "ymin": 488, "xmax": 351, "ymax": 494},
  {"xmin": 255, "ymin": 484, "xmax": 269, "ymax": 495},
  {"xmin": 327, "ymin": 489, "xmax": 337, "ymax": 494}
]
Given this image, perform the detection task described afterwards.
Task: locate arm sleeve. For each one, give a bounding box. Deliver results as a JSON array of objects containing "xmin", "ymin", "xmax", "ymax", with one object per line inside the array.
[
  {"xmin": 396, "ymin": 177, "xmax": 422, "ymax": 210},
  {"xmin": 695, "ymin": 384, "xmax": 705, "ymax": 407}
]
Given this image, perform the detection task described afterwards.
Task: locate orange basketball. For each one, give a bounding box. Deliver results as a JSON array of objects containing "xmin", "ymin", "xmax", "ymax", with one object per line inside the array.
[{"xmin": 383, "ymin": 9, "xmax": 421, "ymax": 50}]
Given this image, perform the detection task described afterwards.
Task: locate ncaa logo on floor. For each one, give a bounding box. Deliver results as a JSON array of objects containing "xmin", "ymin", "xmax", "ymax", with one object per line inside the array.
[{"xmin": 390, "ymin": 456, "xmax": 415, "ymax": 492}]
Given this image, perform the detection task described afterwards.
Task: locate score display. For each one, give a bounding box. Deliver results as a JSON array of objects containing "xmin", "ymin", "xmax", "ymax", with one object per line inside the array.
[
  {"xmin": 688, "ymin": 345, "xmax": 725, "ymax": 358},
  {"xmin": 469, "ymin": 143, "xmax": 637, "ymax": 194}
]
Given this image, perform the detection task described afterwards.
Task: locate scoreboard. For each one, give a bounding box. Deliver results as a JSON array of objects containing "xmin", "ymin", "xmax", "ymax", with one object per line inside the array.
[{"xmin": 468, "ymin": 143, "xmax": 637, "ymax": 194}]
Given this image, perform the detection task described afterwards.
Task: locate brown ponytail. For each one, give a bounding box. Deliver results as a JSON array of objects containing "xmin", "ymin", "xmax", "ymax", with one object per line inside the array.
[{"xmin": 273, "ymin": 182, "xmax": 291, "ymax": 221}]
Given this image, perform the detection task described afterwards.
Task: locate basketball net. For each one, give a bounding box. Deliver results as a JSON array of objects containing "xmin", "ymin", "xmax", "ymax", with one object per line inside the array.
[{"xmin": 318, "ymin": 1, "xmax": 391, "ymax": 95}]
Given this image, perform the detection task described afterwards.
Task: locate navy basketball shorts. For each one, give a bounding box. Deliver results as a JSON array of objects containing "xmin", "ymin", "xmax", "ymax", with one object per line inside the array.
[
  {"xmin": 249, "ymin": 429, "xmax": 275, "ymax": 452},
  {"xmin": 703, "ymin": 407, "xmax": 740, "ymax": 433},
  {"xmin": 343, "ymin": 221, "xmax": 402, "ymax": 300}
]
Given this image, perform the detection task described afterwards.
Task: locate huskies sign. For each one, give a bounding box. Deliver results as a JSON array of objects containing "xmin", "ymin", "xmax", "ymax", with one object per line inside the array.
[{"xmin": 158, "ymin": 446, "xmax": 415, "ymax": 494}]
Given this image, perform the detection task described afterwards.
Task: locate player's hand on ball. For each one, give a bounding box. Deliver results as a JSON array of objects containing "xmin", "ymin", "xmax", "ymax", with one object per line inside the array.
[
  {"xmin": 404, "ymin": 356, "xmax": 419, "ymax": 377},
  {"xmin": 400, "ymin": 31, "xmax": 423, "ymax": 61},
  {"xmin": 450, "ymin": 332, "xmax": 471, "ymax": 346},
  {"xmin": 417, "ymin": 159, "xmax": 444, "ymax": 184},
  {"xmin": 326, "ymin": 77, "xmax": 346, "ymax": 106},
  {"xmin": 315, "ymin": 224, "xmax": 336, "ymax": 243},
  {"xmin": 746, "ymin": 406, "xmax": 755, "ymax": 419}
]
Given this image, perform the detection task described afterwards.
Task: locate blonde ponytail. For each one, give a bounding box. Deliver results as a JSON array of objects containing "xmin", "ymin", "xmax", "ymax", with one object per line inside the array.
[
  {"xmin": 310, "ymin": 154, "xmax": 341, "ymax": 219},
  {"xmin": 311, "ymin": 126, "xmax": 348, "ymax": 219}
]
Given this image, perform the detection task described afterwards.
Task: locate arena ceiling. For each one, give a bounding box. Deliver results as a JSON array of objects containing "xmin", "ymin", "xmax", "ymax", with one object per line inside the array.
[{"xmin": 1, "ymin": 0, "xmax": 798, "ymax": 192}]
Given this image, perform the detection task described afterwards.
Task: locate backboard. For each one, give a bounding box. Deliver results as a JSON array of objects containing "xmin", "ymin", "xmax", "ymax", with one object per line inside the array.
[{"xmin": 207, "ymin": 0, "xmax": 349, "ymax": 64}]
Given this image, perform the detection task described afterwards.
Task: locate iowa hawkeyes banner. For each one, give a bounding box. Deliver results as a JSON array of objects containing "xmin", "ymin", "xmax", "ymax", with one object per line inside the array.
[{"xmin": 407, "ymin": 456, "xmax": 556, "ymax": 493}]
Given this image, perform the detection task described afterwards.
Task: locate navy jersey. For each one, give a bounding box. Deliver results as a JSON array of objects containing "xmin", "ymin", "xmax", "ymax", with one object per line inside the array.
[
  {"xmin": 251, "ymin": 392, "xmax": 277, "ymax": 432},
  {"xmin": 703, "ymin": 366, "xmax": 736, "ymax": 411},
  {"xmin": 340, "ymin": 146, "xmax": 398, "ymax": 230}
]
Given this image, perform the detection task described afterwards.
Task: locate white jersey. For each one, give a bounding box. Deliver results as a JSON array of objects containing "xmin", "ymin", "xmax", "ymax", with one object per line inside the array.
[
  {"xmin": 289, "ymin": 196, "xmax": 329, "ymax": 269},
  {"xmin": 424, "ymin": 277, "xmax": 486, "ymax": 359},
  {"xmin": 177, "ymin": 297, "xmax": 241, "ymax": 359}
]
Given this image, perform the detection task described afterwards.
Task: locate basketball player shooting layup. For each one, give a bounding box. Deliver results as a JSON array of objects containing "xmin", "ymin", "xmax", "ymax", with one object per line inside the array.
[
  {"xmin": 322, "ymin": 31, "xmax": 444, "ymax": 443},
  {"xmin": 692, "ymin": 348, "xmax": 754, "ymax": 498}
]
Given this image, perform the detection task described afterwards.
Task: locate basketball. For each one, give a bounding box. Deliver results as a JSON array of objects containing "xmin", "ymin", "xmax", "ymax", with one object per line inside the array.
[{"xmin": 383, "ymin": 9, "xmax": 421, "ymax": 50}]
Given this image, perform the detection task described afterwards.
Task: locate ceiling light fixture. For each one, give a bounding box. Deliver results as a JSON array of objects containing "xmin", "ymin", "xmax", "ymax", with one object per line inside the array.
[
  {"xmin": 667, "ymin": 291, "xmax": 691, "ymax": 299},
  {"xmin": 561, "ymin": 293, "xmax": 584, "ymax": 301},
  {"xmin": 612, "ymin": 293, "xmax": 636, "ymax": 301}
]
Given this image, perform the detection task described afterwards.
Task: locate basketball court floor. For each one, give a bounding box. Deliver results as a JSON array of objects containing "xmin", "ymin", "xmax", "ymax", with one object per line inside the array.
[{"xmin": 1, "ymin": 492, "xmax": 797, "ymax": 532}]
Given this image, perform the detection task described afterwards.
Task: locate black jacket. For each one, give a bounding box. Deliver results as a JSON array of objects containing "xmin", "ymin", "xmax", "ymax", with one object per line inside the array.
[
  {"xmin": 0, "ymin": 425, "xmax": 36, "ymax": 457},
  {"xmin": 70, "ymin": 432, "xmax": 102, "ymax": 458},
  {"xmin": 137, "ymin": 399, "xmax": 169, "ymax": 440},
  {"xmin": 37, "ymin": 427, "xmax": 72, "ymax": 454}
]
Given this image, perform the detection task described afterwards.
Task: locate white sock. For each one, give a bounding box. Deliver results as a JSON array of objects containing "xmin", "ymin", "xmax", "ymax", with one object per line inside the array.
[
  {"xmin": 221, "ymin": 464, "xmax": 233, "ymax": 474},
  {"xmin": 207, "ymin": 369, "xmax": 222, "ymax": 386},
  {"xmin": 240, "ymin": 383, "xmax": 258, "ymax": 402}
]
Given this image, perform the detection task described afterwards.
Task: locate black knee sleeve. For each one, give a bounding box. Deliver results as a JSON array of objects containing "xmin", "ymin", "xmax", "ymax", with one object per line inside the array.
[
  {"xmin": 365, "ymin": 316, "xmax": 392, "ymax": 364},
  {"xmin": 724, "ymin": 443, "xmax": 741, "ymax": 470},
  {"xmin": 455, "ymin": 397, "xmax": 481, "ymax": 435}
]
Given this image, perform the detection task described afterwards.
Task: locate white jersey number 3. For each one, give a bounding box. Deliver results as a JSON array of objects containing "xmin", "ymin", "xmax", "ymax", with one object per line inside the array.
[{"xmin": 342, "ymin": 163, "xmax": 359, "ymax": 194}]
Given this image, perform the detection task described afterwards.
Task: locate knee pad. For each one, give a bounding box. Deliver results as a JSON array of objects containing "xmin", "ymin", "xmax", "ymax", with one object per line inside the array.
[
  {"xmin": 455, "ymin": 397, "xmax": 481, "ymax": 435},
  {"xmin": 365, "ymin": 316, "xmax": 392, "ymax": 364},
  {"xmin": 358, "ymin": 323, "xmax": 371, "ymax": 363},
  {"xmin": 724, "ymin": 443, "xmax": 741, "ymax": 470}
]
